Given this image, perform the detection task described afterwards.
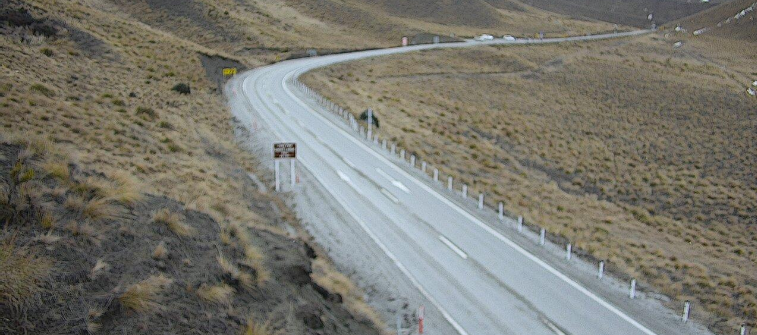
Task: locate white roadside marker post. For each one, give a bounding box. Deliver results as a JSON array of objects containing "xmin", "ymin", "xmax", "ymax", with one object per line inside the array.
[
  {"xmin": 382, "ymin": 139, "xmax": 387, "ymax": 150},
  {"xmin": 447, "ymin": 177, "xmax": 453, "ymax": 190},
  {"xmin": 391, "ymin": 143, "xmax": 396, "ymax": 155},
  {"xmin": 682, "ymin": 301, "xmax": 691, "ymax": 323},
  {"xmin": 410, "ymin": 155, "xmax": 416, "ymax": 167},
  {"xmin": 566, "ymin": 243, "xmax": 572, "ymax": 260},
  {"xmin": 274, "ymin": 160, "xmax": 280, "ymax": 192},
  {"xmin": 462, "ymin": 184, "xmax": 467, "ymax": 198},
  {"xmin": 539, "ymin": 228, "xmax": 545, "ymax": 245},
  {"xmin": 478, "ymin": 193, "xmax": 484, "ymax": 209},
  {"xmin": 400, "ymin": 149, "xmax": 406, "ymax": 160},
  {"xmin": 598, "ymin": 261, "xmax": 605, "ymax": 279},
  {"xmin": 433, "ymin": 169, "xmax": 439, "ymax": 182},
  {"xmin": 374, "ymin": 135, "xmax": 379, "ymax": 144},
  {"xmin": 498, "ymin": 202, "xmax": 504, "ymax": 220},
  {"xmin": 290, "ymin": 159, "xmax": 296, "ymax": 187},
  {"xmin": 517, "ymin": 216, "xmax": 523, "ymax": 233},
  {"xmin": 630, "ymin": 279, "xmax": 637, "ymax": 299},
  {"xmin": 421, "ymin": 161, "xmax": 427, "ymax": 173}
]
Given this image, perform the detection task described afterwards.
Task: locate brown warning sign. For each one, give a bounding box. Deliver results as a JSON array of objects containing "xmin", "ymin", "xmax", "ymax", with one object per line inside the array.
[{"xmin": 273, "ymin": 142, "xmax": 296, "ymax": 159}]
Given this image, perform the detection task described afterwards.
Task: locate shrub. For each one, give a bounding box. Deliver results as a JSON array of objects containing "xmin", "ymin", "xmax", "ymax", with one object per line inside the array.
[
  {"xmin": 40, "ymin": 48, "xmax": 53, "ymax": 57},
  {"xmin": 30, "ymin": 84, "xmax": 54, "ymax": 97},
  {"xmin": 171, "ymin": 83, "xmax": 191, "ymax": 95},
  {"xmin": 135, "ymin": 106, "xmax": 156, "ymax": 119}
]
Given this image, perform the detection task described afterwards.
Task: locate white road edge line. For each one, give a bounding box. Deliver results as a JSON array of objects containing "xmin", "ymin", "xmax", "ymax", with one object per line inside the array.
[
  {"xmin": 439, "ymin": 235, "xmax": 468, "ymax": 259},
  {"xmin": 380, "ymin": 188, "xmax": 400, "ymax": 203},
  {"xmin": 281, "ymin": 69, "xmax": 658, "ymax": 335}
]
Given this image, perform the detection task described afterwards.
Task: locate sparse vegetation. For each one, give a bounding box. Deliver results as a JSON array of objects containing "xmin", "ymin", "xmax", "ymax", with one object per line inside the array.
[
  {"xmin": 118, "ymin": 274, "xmax": 173, "ymax": 312},
  {"xmin": 152, "ymin": 208, "xmax": 195, "ymax": 236}
]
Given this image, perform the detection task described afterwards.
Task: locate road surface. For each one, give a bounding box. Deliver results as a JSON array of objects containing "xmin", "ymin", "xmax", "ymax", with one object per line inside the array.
[{"xmin": 231, "ymin": 31, "xmax": 707, "ymax": 335}]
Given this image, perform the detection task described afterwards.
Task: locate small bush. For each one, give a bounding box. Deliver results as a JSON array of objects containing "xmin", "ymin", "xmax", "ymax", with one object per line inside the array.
[
  {"xmin": 135, "ymin": 106, "xmax": 156, "ymax": 119},
  {"xmin": 30, "ymin": 84, "xmax": 54, "ymax": 97},
  {"xmin": 40, "ymin": 48, "xmax": 53, "ymax": 57},
  {"xmin": 158, "ymin": 121, "xmax": 173, "ymax": 129},
  {"xmin": 171, "ymin": 83, "xmax": 191, "ymax": 95}
]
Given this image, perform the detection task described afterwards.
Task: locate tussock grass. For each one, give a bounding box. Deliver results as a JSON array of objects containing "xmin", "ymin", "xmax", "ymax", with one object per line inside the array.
[
  {"xmin": 196, "ymin": 283, "xmax": 234, "ymax": 305},
  {"xmin": 241, "ymin": 316, "xmax": 272, "ymax": 335},
  {"xmin": 217, "ymin": 253, "xmax": 254, "ymax": 290},
  {"xmin": 0, "ymin": 241, "xmax": 52, "ymax": 312},
  {"xmin": 311, "ymin": 258, "xmax": 385, "ymax": 329},
  {"xmin": 152, "ymin": 241, "xmax": 168, "ymax": 260},
  {"xmin": 118, "ymin": 274, "xmax": 173, "ymax": 312},
  {"xmin": 89, "ymin": 259, "xmax": 110, "ymax": 279},
  {"xmin": 152, "ymin": 208, "xmax": 194, "ymax": 237}
]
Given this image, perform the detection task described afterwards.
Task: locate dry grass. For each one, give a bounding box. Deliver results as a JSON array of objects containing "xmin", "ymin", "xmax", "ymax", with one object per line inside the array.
[
  {"xmin": 217, "ymin": 253, "xmax": 254, "ymax": 290},
  {"xmin": 89, "ymin": 259, "xmax": 110, "ymax": 280},
  {"xmin": 311, "ymin": 258, "xmax": 386, "ymax": 330},
  {"xmin": 196, "ymin": 283, "xmax": 235, "ymax": 305},
  {"xmin": 241, "ymin": 316, "xmax": 272, "ymax": 335},
  {"xmin": 303, "ymin": 34, "xmax": 757, "ymax": 331},
  {"xmin": 152, "ymin": 208, "xmax": 195, "ymax": 237},
  {"xmin": 118, "ymin": 274, "xmax": 173, "ymax": 313},
  {"xmin": 152, "ymin": 241, "xmax": 168, "ymax": 260},
  {"xmin": 0, "ymin": 241, "xmax": 52, "ymax": 312}
]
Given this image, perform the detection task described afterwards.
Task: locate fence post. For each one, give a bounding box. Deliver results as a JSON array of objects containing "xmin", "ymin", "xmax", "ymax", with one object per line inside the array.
[
  {"xmin": 629, "ymin": 279, "xmax": 636, "ymax": 299},
  {"xmin": 682, "ymin": 300, "xmax": 690, "ymax": 323},
  {"xmin": 539, "ymin": 228, "xmax": 545, "ymax": 245},
  {"xmin": 598, "ymin": 261, "xmax": 604, "ymax": 279}
]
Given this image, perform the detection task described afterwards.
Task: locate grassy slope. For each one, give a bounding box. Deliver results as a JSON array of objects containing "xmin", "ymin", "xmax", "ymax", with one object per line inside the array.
[
  {"xmin": 0, "ymin": 0, "xmax": 385, "ymax": 333},
  {"xmin": 301, "ymin": 35, "xmax": 757, "ymax": 332}
]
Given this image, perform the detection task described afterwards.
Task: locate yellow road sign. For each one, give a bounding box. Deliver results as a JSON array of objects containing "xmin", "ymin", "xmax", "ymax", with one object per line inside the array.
[{"xmin": 223, "ymin": 68, "xmax": 237, "ymax": 76}]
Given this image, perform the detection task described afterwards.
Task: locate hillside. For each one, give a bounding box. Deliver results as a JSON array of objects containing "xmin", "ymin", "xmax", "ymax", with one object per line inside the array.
[
  {"xmin": 675, "ymin": 0, "xmax": 756, "ymax": 41},
  {"xmin": 0, "ymin": 0, "xmax": 384, "ymax": 333},
  {"xmin": 519, "ymin": 0, "xmax": 721, "ymax": 28}
]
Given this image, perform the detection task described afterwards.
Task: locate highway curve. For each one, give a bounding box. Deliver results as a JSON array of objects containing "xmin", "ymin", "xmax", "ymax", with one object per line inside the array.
[{"xmin": 230, "ymin": 30, "xmax": 711, "ymax": 335}]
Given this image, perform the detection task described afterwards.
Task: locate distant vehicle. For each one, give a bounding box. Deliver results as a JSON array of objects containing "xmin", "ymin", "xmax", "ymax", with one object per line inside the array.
[
  {"xmin": 475, "ymin": 34, "xmax": 494, "ymax": 41},
  {"xmin": 502, "ymin": 35, "xmax": 516, "ymax": 41}
]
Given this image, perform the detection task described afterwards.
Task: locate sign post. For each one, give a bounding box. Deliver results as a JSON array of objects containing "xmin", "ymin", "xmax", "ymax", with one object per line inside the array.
[
  {"xmin": 273, "ymin": 142, "xmax": 297, "ymax": 191},
  {"xmin": 418, "ymin": 306, "xmax": 425, "ymax": 334}
]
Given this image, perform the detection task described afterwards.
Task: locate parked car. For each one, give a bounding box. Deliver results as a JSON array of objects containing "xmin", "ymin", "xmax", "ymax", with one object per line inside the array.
[
  {"xmin": 502, "ymin": 35, "xmax": 516, "ymax": 41},
  {"xmin": 475, "ymin": 34, "xmax": 494, "ymax": 41}
]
